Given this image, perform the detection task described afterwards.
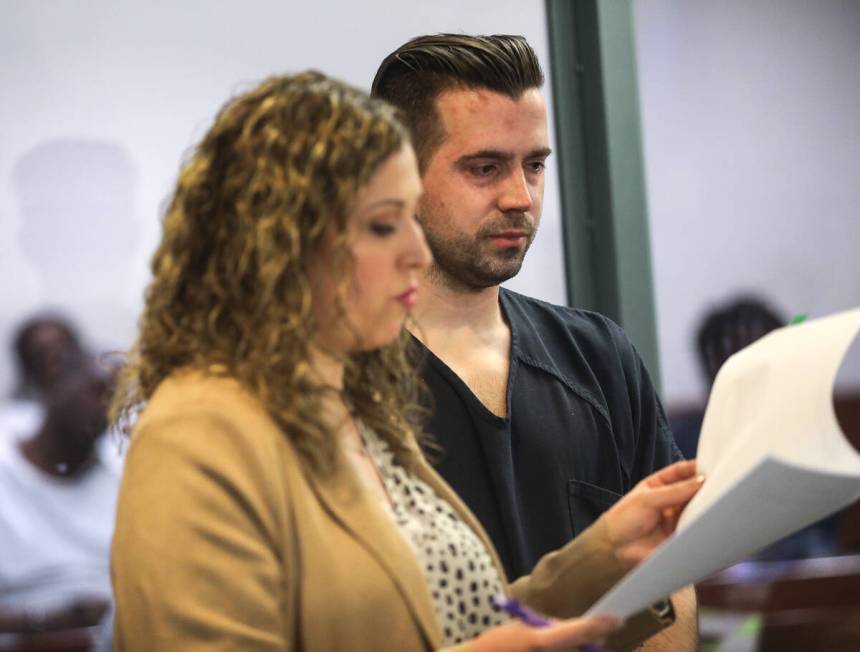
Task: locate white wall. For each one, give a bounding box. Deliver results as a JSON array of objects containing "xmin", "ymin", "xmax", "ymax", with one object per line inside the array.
[
  {"xmin": 7, "ymin": 0, "xmax": 856, "ymax": 405},
  {"xmin": 0, "ymin": 0, "xmax": 566, "ymax": 396},
  {"xmin": 634, "ymin": 0, "xmax": 860, "ymax": 404}
]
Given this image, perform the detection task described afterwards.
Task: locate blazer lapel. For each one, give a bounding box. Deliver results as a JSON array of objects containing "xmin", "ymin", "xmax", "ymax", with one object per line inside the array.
[{"xmin": 306, "ymin": 460, "xmax": 443, "ymax": 648}]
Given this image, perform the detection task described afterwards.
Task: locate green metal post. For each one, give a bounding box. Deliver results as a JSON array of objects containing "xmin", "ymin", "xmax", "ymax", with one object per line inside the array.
[{"xmin": 545, "ymin": 0, "xmax": 662, "ymax": 388}]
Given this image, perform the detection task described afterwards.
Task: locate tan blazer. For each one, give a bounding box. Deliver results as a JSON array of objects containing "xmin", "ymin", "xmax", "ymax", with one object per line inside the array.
[{"xmin": 111, "ymin": 371, "xmax": 666, "ymax": 651}]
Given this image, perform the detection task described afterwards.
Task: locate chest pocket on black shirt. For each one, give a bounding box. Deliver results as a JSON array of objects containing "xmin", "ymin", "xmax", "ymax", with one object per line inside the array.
[{"xmin": 567, "ymin": 480, "xmax": 622, "ymax": 536}]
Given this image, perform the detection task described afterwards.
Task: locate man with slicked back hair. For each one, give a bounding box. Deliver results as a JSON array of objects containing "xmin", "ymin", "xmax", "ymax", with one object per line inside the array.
[{"xmin": 373, "ymin": 34, "xmax": 697, "ymax": 651}]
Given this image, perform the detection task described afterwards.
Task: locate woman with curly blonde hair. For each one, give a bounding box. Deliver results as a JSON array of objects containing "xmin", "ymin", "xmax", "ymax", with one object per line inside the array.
[{"xmin": 110, "ymin": 71, "xmax": 702, "ymax": 652}]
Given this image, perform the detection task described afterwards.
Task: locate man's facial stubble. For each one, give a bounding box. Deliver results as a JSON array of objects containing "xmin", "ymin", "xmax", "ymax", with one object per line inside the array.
[{"xmin": 416, "ymin": 204, "xmax": 537, "ymax": 292}]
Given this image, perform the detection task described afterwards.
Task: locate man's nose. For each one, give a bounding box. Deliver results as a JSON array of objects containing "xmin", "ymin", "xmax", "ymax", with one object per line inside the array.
[{"xmin": 497, "ymin": 169, "xmax": 533, "ymax": 213}]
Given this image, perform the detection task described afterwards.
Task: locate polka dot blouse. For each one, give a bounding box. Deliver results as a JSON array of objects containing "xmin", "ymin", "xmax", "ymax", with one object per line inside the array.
[{"xmin": 361, "ymin": 427, "xmax": 509, "ymax": 645}]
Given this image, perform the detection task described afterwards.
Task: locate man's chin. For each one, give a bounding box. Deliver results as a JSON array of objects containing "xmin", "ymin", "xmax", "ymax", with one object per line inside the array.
[
  {"xmin": 482, "ymin": 251, "xmax": 527, "ymax": 279},
  {"xmin": 425, "ymin": 242, "xmax": 527, "ymax": 289},
  {"xmin": 463, "ymin": 261, "xmax": 525, "ymax": 289}
]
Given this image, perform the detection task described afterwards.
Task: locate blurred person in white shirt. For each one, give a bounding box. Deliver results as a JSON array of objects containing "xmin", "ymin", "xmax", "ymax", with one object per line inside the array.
[{"xmin": 0, "ymin": 356, "xmax": 120, "ymax": 635}]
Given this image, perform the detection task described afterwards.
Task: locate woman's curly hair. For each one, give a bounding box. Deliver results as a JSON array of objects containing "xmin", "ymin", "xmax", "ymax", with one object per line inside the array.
[{"xmin": 110, "ymin": 71, "xmax": 428, "ymax": 474}]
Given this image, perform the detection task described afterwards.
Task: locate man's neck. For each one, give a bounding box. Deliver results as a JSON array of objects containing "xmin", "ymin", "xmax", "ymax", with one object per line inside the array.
[
  {"xmin": 409, "ymin": 271, "xmax": 513, "ymax": 417},
  {"xmin": 18, "ymin": 427, "xmax": 96, "ymax": 478},
  {"xmin": 412, "ymin": 273, "xmax": 505, "ymax": 340}
]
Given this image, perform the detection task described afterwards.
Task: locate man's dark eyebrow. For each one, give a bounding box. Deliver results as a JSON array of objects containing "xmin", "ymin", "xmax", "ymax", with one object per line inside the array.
[
  {"xmin": 528, "ymin": 146, "xmax": 553, "ymax": 159},
  {"xmin": 455, "ymin": 147, "xmax": 553, "ymax": 166},
  {"xmin": 456, "ymin": 150, "xmax": 512, "ymax": 165}
]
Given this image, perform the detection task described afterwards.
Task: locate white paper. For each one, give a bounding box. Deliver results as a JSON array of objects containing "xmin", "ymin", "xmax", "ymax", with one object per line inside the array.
[{"xmin": 587, "ymin": 308, "xmax": 860, "ymax": 618}]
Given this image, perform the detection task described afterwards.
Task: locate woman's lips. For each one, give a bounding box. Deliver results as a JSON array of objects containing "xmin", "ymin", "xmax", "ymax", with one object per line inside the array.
[{"xmin": 396, "ymin": 286, "xmax": 418, "ymax": 309}]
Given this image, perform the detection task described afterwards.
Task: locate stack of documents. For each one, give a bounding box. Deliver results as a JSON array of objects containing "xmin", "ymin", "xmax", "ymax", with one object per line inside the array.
[{"xmin": 588, "ymin": 308, "xmax": 860, "ymax": 618}]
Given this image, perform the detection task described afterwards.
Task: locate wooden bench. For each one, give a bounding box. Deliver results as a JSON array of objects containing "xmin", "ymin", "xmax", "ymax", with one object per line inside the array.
[{"xmin": 697, "ymin": 555, "xmax": 860, "ymax": 651}]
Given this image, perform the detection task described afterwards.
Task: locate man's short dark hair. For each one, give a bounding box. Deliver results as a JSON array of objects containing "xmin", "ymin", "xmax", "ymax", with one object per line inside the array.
[{"xmin": 371, "ymin": 34, "xmax": 544, "ymax": 170}]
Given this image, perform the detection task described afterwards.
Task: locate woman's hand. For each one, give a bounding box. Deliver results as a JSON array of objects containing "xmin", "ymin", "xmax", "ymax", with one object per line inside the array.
[
  {"xmin": 603, "ymin": 460, "xmax": 704, "ymax": 567},
  {"xmin": 471, "ymin": 614, "xmax": 621, "ymax": 652}
]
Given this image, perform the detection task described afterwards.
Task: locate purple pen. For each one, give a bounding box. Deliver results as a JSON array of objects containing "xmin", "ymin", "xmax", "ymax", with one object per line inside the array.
[
  {"xmin": 492, "ymin": 596, "xmax": 550, "ymax": 627},
  {"xmin": 491, "ymin": 596, "xmax": 613, "ymax": 652}
]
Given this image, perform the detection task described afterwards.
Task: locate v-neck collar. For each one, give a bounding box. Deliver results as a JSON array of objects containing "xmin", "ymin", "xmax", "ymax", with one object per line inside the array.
[{"xmin": 412, "ymin": 289, "xmax": 521, "ymax": 424}]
